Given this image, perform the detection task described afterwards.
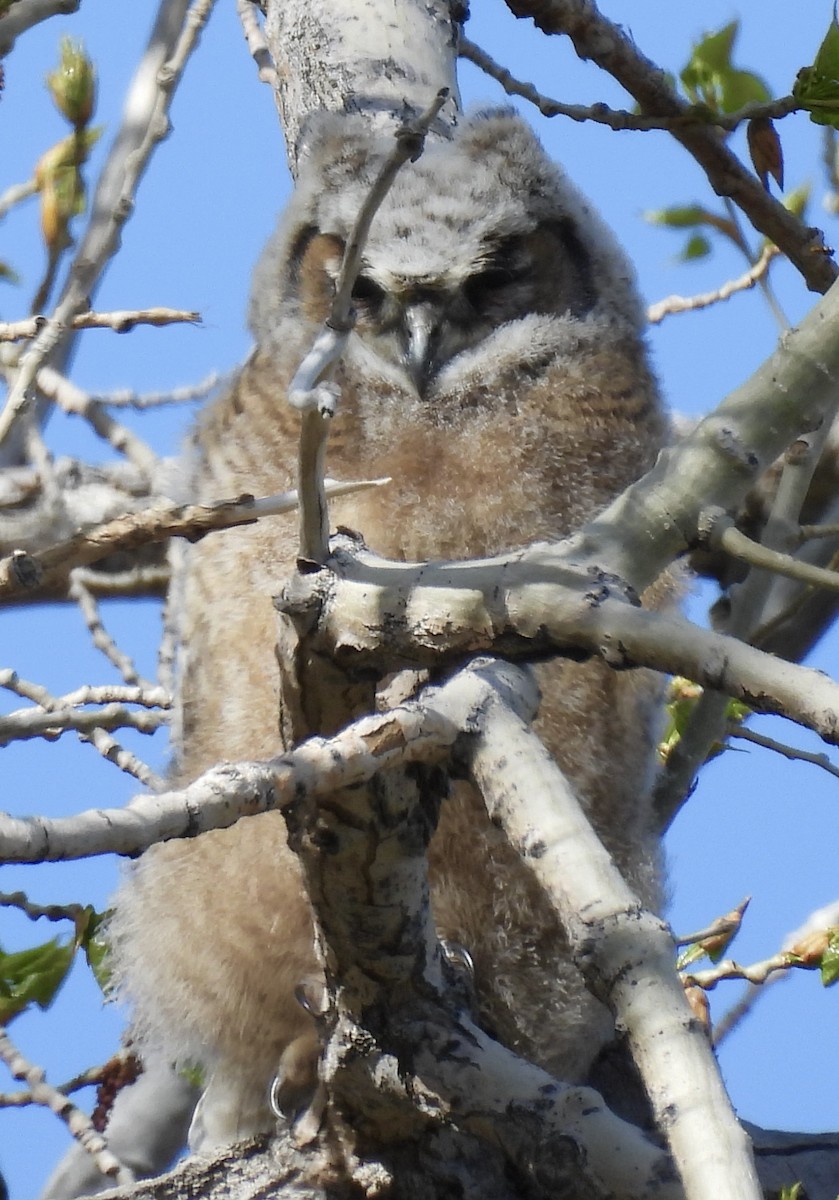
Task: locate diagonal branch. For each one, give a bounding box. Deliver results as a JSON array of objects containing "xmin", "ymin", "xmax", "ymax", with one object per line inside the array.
[{"xmin": 503, "ymin": 0, "xmax": 837, "ymax": 294}]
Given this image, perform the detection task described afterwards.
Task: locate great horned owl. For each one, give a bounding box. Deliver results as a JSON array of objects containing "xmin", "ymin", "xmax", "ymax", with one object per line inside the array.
[{"xmin": 109, "ymin": 110, "xmax": 668, "ymax": 1148}]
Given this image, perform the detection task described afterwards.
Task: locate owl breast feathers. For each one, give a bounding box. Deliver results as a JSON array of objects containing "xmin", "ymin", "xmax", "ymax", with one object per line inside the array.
[{"xmin": 108, "ymin": 109, "xmax": 668, "ymax": 1150}]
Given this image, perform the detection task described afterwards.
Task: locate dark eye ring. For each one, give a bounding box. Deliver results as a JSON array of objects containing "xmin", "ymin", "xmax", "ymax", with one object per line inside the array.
[
  {"xmin": 463, "ymin": 267, "xmax": 519, "ymax": 306},
  {"xmin": 351, "ymin": 274, "xmax": 385, "ymax": 306}
]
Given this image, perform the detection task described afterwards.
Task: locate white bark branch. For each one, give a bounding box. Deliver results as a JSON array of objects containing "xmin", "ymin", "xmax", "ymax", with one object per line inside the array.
[
  {"xmin": 0, "ymin": 696, "xmax": 461, "ymax": 862},
  {"xmin": 451, "ymin": 662, "xmax": 760, "ymax": 1200},
  {"xmin": 0, "ymin": 0, "xmax": 79, "ymax": 56},
  {"xmin": 264, "ymin": 0, "xmax": 460, "ymax": 168},
  {"xmin": 0, "ymin": 310, "xmax": 200, "ymax": 343},
  {"xmin": 286, "ymin": 539, "xmax": 839, "ymax": 745}
]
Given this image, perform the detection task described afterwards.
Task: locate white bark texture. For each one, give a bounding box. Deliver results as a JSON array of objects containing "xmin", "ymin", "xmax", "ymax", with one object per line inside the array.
[{"xmin": 265, "ymin": 0, "xmax": 461, "ymax": 169}]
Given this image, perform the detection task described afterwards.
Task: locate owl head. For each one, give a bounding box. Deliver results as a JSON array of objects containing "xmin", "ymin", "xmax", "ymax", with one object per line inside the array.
[{"xmin": 250, "ymin": 110, "xmax": 646, "ymax": 397}]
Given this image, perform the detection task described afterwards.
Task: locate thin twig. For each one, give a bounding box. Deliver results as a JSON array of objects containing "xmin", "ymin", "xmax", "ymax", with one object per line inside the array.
[
  {"xmin": 709, "ymin": 512, "xmax": 839, "ymax": 594},
  {"xmin": 0, "ymin": 0, "xmax": 216, "ymax": 459},
  {"xmin": 0, "ymin": 1026, "xmax": 134, "ymax": 1186},
  {"xmin": 714, "ymin": 899, "xmax": 839, "ymax": 1044},
  {"xmin": 0, "ymin": 178, "xmax": 38, "ymax": 220},
  {"xmin": 727, "ymin": 723, "xmax": 839, "ymax": 782},
  {"xmin": 2, "ymin": 356, "xmax": 161, "ymax": 478},
  {"xmin": 799, "ymin": 521, "xmax": 839, "ymax": 543},
  {"xmin": 81, "ymin": 726, "xmax": 166, "ymax": 790},
  {"xmin": 0, "ymin": 477, "xmax": 389, "ymax": 601},
  {"xmin": 0, "ymin": 671, "xmax": 169, "ymax": 786},
  {"xmin": 684, "ymin": 953, "xmax": 805, "ymax": 991},
  {"xmin": 459, "ymin": 37, "xmax": 799, "ymax": 133},
  {"xmin": 0, "ymin": 673, "xmax": 170, "ymax": 709},
  {"xmin": 290, "ymin": 89, "xmax": 449, "ymax": 563},
  {"xmin": 647, "ymin": 246, "xmax": 779, "ymax": 325},
  {"xmin": 0, "ymin": 0, "xmax": 80, "ymax": 55},
  {"xmin": 69, "ymin": 571, "xmax": 157, "ymax": 688},
  {"xmin": 0, "ymin": 703, "xmax": 167, "ymax": 746},
  {"xmin": 0, "ymin": 308, "xmax": 200, "ymax": 342},
  {"xmin": 0, "ymin": 1062, "xmax": 109, "ymax": 1108},
  {"xmin": 91, "ymin": 370, "xmax": 225, "ymax": 408},
  {"xmin": 235, "ymin": 0, "xmax": 278, "ymax": 86}
]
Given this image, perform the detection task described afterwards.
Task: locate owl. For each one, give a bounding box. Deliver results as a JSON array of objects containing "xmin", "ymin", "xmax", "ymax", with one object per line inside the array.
[{"xmin": 108, "ymin": 109, "xmax": 669, "ymax": 1150}]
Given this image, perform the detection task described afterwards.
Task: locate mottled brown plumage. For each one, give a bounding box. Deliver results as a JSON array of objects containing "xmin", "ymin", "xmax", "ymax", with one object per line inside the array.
[{"xmin": 109, "ymin": 111, "xmax": 668, "ymax": 1148}]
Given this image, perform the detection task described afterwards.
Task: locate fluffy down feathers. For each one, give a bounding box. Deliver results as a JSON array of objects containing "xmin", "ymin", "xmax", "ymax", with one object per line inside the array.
[{"xmin": 109, "ymin": 109, "xmax": 668, "ymax": 1148}]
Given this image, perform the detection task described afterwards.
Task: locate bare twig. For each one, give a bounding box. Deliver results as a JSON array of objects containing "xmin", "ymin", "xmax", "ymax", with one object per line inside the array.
[
  {"xmin": 235, "ymin": 0, "xmax": 278, "ymax": 86},
  {"xmin": 0, "ymin": 354, "xmax": 161, "ymax": 478},
  {"xmin": 69, "ymin": 571, "xmax": 157, "ymax": 687},
  {"xmin": 800, "ymin": 522, "xmax": 839, "ymax": 542},
  {"xmin": 705, "ymin": 510, "xmax": 839, "ymax": 594},
  {"xmin": 727, "ymin": 723, "xmax": 839, "ymax": 782},
  {"xmin": 0, "ymin": 700, "xmax": 168, "ymax": 746},
  {"xmin": 91, "ymin": 370, "xmax": 225, "ymax": 408},
  {"xmin": 0, "ymin": 1026, "xmax": 134, "ymax": 1187},
  {"xmin": 0, "ymin": 673, "xmax": 170, "ymax": 710},
  {"xmin": 0, "ymin": 478, "xmax": 389, "ymax": 601},
  {"xmin": 459, "ymin": 37, "xmax": 799, "ymax": 133},
  {"xmin": 0, "ymin": 178, "xmax": 38, "ymax": 220},
  {"xmin": 0, "ymin": 671, "xmax": 170, "ymax": 785},
  {"xmin": 0, "ymin": 308, "xmax": 200, "ymax": 343},
  {"xmin": 290, "ymin": 89, "xmax": 449, "ymax": 563},
  {"xmin": 0, "ymin": 0, "xmax": 216, "ymax": 459},
  {"xmin": 685, "ymin": 953, "xmax": 809, "ymax": 991},
  {"xmin": 0, "ymin": 889, "xmax": 90, "ymax": 925},
  {"xmin": 82, "ymin": 726, "xmax": 166, "ymax": 790},
  {"xmin": 647, "ymin": 246, "xmax": 779, "ymax": 325},
  {"xmin": 0, "ymin": 1061, "xmax": 109, "ymax": 1108}
]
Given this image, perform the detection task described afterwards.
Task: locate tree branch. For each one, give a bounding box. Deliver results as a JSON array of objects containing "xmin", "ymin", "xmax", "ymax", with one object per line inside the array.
[
  {"xmin": 503, "ymin": 0, "xmax": 837, "ymax": 293},
  {"xmin": 0, "ymin": 0, "xmax": 80, "ymax": 56},
  {"xmin": 0, "ymin": 0, "xmax": 213, "ymax": 462}
]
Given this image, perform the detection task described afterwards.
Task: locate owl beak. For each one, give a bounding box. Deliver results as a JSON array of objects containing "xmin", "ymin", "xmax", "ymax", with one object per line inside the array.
[{"xmin": 401, "ymin": 302, "xmax": 442, "ymax": 396}]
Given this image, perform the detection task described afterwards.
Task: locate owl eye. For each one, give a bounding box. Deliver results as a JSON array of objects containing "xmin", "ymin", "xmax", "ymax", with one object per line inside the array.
[
  {"xmin": 462, "ymin": 266, "xmax": 522, "ymax": 308},
  {"xmin": 351, "ymin": 274, "xmax": 386, "ymax": 308}
]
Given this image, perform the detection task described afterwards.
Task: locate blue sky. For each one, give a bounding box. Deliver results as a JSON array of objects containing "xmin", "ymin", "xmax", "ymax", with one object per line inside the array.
[{"xmin": 1, "ymin": 2, "xmax": 838, "ymax": 1196}]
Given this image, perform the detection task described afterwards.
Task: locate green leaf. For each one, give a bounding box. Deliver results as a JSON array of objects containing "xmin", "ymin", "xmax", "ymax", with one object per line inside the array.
[
  {"xmin": 0, "ymin": 938, "xmax": 75, "ymax": 1023},
  {"xmin": 680, "ymin": 233, "xmax": 711, "ymax": 261},
  {"xmin": 644, "ymin": 204, "xmax": 711, "ymax": 229},
  {"xmin": 819, "ymin": 930, "xmax": 839, "ymax": 986},
  {"xmin": 781, "ymin": 181, "xmax": 811, "ymax": 220},
  {"xmin": 794, "ymin": 10, "xmax": 839, "ymax": 129},
  {"xmin": 80, "ymin": 909, "xmax": 113, "ymax": 993},
  {"xmin": 681, "ymin": 22, "xmax": 738, "ymax": 95},
  {"xmin": 813, "ymin": 7, "xmax": 839, "ymax": 80},
  {"xmin": 676, "ymin": 941, "xmax": 707, "ymax": 970},
  {"xmin": 0, "ymin": 262, "xmax": 20, "ymax": 285},
  {"xmin": 719, "ymin": 70, "xmax": 772, "ymax": 112},
  {"xmin": 680, "ymin": 21, "xmax": 771, "ymax": 113}
]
